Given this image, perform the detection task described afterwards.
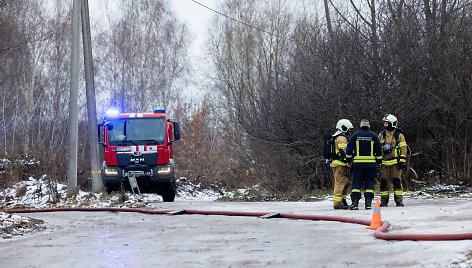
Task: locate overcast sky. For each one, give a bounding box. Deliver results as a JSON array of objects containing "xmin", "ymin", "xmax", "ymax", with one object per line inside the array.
[
  {"xmin": 169, "ymin": 0, "xmax": 218, "ymax": 58},
  {"xmin": 89, "ymin": 0, "xmax": 218, "ymax": 56},
  {"xmin": 87, "ymin": 0, "xmax": 322, "ymax": 99},
  {"xmin": 88, "ymin": 0, "xmax": 219, "ymax": 99},
  {"xmin": 169, "ymin": 0, "xmax": 218, "ymax": 99}
]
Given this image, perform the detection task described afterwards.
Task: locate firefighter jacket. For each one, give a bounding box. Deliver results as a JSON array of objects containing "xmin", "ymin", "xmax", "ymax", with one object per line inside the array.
[
  {"xmin": 378, "ymin": 130, "xmax": 407, "ymax": 166},
  {"xmin": 330, "ymin": 135, "xmax": 348, "ymax": 167},
  {"xmin": 346, "ymin": 126, "xmax": 383, "ymax": 166}
]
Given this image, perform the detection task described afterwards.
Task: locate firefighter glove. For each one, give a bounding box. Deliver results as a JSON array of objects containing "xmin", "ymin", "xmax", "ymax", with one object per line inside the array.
[{"xmin": 397, "ymin": 162, "xmax": 407, "ymax": 169}]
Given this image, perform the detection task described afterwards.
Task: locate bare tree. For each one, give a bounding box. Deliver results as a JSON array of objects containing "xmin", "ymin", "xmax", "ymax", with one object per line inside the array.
[
  {"xmin": 0, "ymin": 0, "xmax": 76, "ymax": 187},
  {"xmin": 324, "ymin": 0, "xmax": 333, "ymax": 35},
  {"xmin": 209, "ymin": 0, "xmax": 472, "ymax": 193},
  {"xmin": 95, "ymin": 0, "xmax": 190, "ymax": 114},
  {"xmin": 209, "ymin": 0, "xmax": 305, "ymax": 191}
]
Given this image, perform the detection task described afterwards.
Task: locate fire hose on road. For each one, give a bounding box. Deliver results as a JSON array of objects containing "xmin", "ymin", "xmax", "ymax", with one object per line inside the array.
[{"xmin": 5, "ymin": 207, "xmax": 472, "ymax": 241}]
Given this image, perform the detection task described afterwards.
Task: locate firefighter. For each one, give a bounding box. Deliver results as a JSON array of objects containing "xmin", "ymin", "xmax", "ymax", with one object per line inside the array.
[
  {"xmin": 330, "ymin": 119, "xmax": 354, "ymax": 209},
  {"xmin": 378, "ymin": 114, "xmax": 408, "ymax": 207},
  {"xmin": 345, "ymin": 119, "xmax": 383, "ymax": 210}
]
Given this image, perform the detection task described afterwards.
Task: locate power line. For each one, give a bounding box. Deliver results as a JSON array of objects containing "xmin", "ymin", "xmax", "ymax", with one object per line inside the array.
[{"xmin": 190, "ymin": 0, "xmax": 294, "ymax": 41}]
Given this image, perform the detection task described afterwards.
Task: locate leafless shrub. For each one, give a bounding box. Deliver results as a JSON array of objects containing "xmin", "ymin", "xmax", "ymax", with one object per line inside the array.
[{"xmin": 209, "ymin": 0, "xmax": 472, "ymax": 193}]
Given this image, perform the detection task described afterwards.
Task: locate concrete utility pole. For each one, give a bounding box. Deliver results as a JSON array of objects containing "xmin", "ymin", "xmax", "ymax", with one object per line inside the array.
[
  {"xmin": 67, "ymin": 0, "xmax": 81, "ymax": 196},
  {"xmin": 81, "ymin": 0, "xmax": 102, "ymax": 192}
]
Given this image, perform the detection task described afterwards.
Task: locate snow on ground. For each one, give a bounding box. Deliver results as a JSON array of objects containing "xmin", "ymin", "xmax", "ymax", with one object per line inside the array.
[
  {"xmin": 0, "ymin": 212, "xmax": 45, "ymax": 239},
  {"xmin": 0, "ymin": 177, "xmax": 226, "ymax": 209},
  {"xmin": 0, "ymin": 177, "xmax": 227, "ymax": 238},
  {"xmin": 1, "ymin": 176, "xmax": 472, "ymax": 242}
]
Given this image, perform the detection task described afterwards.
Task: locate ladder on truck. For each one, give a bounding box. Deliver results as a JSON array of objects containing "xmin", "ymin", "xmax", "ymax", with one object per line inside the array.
[{"xmin": 126, "ymin": 171, "xmax": 142, "ymax": 195}]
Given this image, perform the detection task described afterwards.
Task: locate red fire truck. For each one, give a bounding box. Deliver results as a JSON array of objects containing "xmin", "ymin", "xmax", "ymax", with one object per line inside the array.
[{"xmin": 98, "ymin": 109, "xmax": 180, "ymax": 201}]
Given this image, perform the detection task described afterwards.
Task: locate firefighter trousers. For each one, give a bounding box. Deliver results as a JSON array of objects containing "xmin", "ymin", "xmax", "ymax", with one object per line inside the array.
[
  {"xmin": 332, "ymin": 165, "xmax": 350, "ymax": 207},
  {"xmin": 380, "ymin": 164, "xmax": 403, "ymax": 204},
  {"xmin": 350, "ymin": 164, "xmax": 376, "ymax": 201}
]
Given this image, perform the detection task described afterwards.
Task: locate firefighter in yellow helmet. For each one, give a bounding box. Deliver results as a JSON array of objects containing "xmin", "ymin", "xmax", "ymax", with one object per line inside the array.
[
  {"xmin": 330, "ymin": 119, "xmax": 353, "ymax": 209},
  {"xmin": 378, "ymin": 114, "xmax": 408, "ymax": 207}
]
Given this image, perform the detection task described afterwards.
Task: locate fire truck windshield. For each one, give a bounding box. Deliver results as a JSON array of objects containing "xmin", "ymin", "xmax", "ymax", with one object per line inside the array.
[{"xmin": 107, "ymin": 117, "xmax": 166, "ymax": 146}]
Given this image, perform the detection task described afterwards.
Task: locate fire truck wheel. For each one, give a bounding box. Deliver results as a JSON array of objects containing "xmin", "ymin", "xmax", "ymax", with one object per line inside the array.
[
  {"xmin": 161, "ymin": 177, "xmax": 176, "ymax": 202},
  {"xmin": 105, "ymin": 183, "xmax": 120, "ymax": 194},
  {"xmin": 162, "ymin": 187, "xmax": 176, "ymax": 202}
]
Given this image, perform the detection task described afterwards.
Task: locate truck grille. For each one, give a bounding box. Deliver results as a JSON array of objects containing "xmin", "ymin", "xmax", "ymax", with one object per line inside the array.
[{"xmin": 116, "ymin": 152, "xmax": 158, "ymax": 167}]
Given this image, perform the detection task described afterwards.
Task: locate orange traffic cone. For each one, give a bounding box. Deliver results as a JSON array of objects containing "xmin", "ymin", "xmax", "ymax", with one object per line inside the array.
[{"xmin": 365, "ymin": 199, "xmax": 382, "ymax": 229}]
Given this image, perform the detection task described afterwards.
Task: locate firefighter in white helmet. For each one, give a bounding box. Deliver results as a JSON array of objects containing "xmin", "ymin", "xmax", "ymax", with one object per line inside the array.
[
  {"xmin": 330, "ymin": 119, "xmax": 354, "ymax": 209},
  {"xmin": 378, "ymin": 114, "xmax": 408, "ymax": 207}
]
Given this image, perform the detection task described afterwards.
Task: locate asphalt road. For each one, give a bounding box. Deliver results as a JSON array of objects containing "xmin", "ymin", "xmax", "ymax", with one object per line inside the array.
[{"xmin": 1, "ymin": 198, "xmax": 472, "ymax": 267}]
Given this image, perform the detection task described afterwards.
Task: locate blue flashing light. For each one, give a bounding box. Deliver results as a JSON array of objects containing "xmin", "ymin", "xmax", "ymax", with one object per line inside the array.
[
  {"xmin": 154, "ymin": 109, "xmax": 165, "ymax": 113},
  {"xmin": 106, "ymin": 108, "xmax": 120, "ymax": 116}
]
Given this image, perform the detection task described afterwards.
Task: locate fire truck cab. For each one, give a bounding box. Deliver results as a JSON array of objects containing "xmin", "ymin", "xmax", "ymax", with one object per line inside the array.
[{"xmin": 98, "ymin": 109, "xmax": 180, "ymax": 202}]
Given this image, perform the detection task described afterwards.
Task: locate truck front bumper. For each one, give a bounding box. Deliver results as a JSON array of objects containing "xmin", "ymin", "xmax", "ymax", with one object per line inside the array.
[{"xmin": 102, "ymin": 164, "xmax": 175, "ymax": 185}]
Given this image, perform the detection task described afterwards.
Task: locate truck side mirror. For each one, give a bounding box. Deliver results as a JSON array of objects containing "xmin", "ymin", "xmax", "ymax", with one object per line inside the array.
[
  {"xmin": 97, "ymin": 122, "xmax": 107, "ymax": 148},
  {"xmin": 173, "ymin": 122, "xmax": 180, "ymax": 141}
]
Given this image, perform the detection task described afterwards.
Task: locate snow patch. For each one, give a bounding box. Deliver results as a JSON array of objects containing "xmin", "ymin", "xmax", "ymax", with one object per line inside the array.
[
  {"xmin": 0, "ymin": 212, "xmax": 45, "ymax": 239},
  {"xmin": 0, "ymin": 176, "xmax": 226, "ymax": 238}
]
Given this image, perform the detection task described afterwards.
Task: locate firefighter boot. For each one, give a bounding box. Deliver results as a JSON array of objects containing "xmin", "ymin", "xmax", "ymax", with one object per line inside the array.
[
  {"xmin": 349, "ymin": 199, "xmax": 359, "ymax": 210},
  {"xmin": 342, "ymin": 199, "xmax": 348, "ymax": 207},
  {"xmin": 365, "ymin": 197, "xmax": 373, "ymax": 209},
  {"xmin": 394, "ymin": 195, "xmax": 404, "ymax": 207},
  {"xmin": 379, "ymin": 178, "xmax": 389, "ymax": 207},
  {"xmin": 393, "ymin": 178, "xmax": 404, "ymax": 207},
  {"xmin": 380, "ymin": 196, "xmax": 389, "ymax": 207},
  {"xmin": 334, "ymin": 199, "xmax": 348, "ymax": 209},
  {"xmin": 334, "ymin": 204, "xmax": 349, "ymax": 210},
  {"xmin": 333, "ymin": 196, "xmax": 348, "ymax": 209}
]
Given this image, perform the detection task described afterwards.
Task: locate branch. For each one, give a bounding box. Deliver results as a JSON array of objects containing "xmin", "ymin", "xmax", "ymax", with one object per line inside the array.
[
  {"xmin": 0, "ymin": 0, "xmax": 11, "ymax": 8},
  {"xmin": 350, "ymin": 0, "xmax": 371, "ymax": 27},
  {"xmin": 328, "ymin": 0, "xmax": 369, "ymax": 40}
]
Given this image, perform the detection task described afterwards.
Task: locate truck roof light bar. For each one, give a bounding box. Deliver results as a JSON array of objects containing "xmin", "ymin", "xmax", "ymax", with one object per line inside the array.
[{"xmin": 106, "ymin": 108, "xmax": 120, "ymax": 116}]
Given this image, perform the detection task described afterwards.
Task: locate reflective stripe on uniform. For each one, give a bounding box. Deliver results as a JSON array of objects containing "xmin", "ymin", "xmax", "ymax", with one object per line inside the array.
[
  {"xmin": 333, "ymin": 196, "xmax": 343, "ymax": 201},
  {"xmin": 380, "ymin": 191, "xmax": 389, "ymax": 196},
  {"xmin": 382, "ymin": 159, "xmax": 398, "ymax": 165},
  {"xmin": 356, "ymin": 140, "xmax": 360, "ymax": 157},
  {"xmin": 332, "ymin": 160, "xmax": 347, "ymax": 166},
  {"xmin": 394, "ymin": 190, "xmax": 403, "ymax": 196},
  {"xmin": 365, "ymin": 189, "xmax": 374, "ymax": 193},
  {"xmin": 399, "ymin": 155, "xmax": 407, "ymax": 163},
  {"xmin": 354, "ymin": 159, "xmax": 376, "ymax": 163},
  {"xmin": 353, "ymin": 139, "xmax": 377, "ymax": 163},
  {"xmin": 353, "ymin": 156, "xmax": 376, "ymax": 163},
  {"xmin": 335, "ymin": 142, "xmax": 347, "ymax": 154},
  {"xmin": 354, "ymin": 156, "xmax": 376, "ymax": 160},
  {"xmin": 398, "ymin": 142, "xmax": 407, "ymax": 147},
  {"xmin": 352, "ymin": 189, "xmax": 361, "ymax": 193}
]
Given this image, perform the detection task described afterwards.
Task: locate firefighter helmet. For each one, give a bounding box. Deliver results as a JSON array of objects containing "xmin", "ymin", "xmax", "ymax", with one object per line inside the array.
[
  {"xmin": 336, "ymin": 119, "xmax": 353, "ymax": 133},
  {"xmin": 382, "ymin": 114, "xmax": 398, "ymax": 128}
]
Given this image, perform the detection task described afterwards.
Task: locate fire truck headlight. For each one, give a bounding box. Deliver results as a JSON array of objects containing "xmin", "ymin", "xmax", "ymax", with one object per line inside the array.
[
  {"xmin": 104, "ymin": 168, "xmax": 119, "ymax": 177},
  {"xmin": 157, "ymin": 165, "xmax": 172, "ymax": 175}
]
